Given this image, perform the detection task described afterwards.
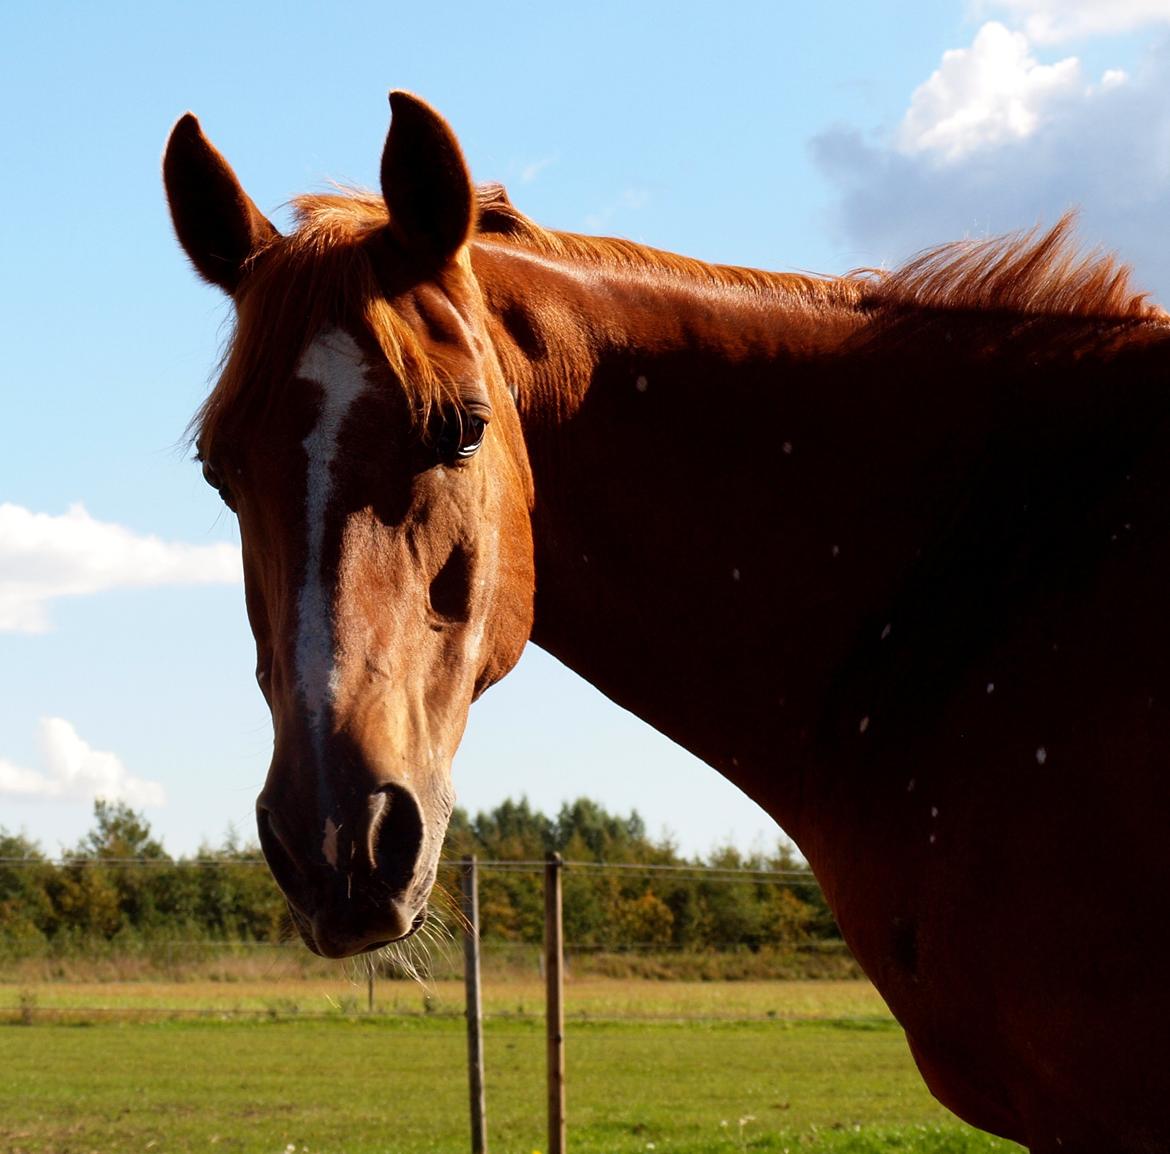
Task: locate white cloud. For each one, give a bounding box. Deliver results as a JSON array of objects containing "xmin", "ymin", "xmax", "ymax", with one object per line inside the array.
[
  {"xmin": 975, "ymin": 0, "xmax": 1170, "ymax": 44},
  {"xmin": 898, "ymin": 22, "xmax": 1086, "ymax": 160},
  {"xmin": 0, "ymin": 718, "xmax": 165, "ymax": 807},
  {"xmin": 0, "ymin": 502, "xmax": 241, "ymax": 634},
  {"xmin": 812, "ymin": 25, "xmax": 1170, "ymax": 301}
]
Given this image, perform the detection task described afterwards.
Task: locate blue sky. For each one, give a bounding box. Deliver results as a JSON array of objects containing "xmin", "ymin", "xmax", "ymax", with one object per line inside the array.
[{"xmin": 3, "ymin": 1, "xmax": 1170, "ymax": 858}]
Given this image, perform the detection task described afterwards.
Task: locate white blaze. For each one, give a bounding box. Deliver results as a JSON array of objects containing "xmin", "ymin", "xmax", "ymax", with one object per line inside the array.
[{"xmin": 294, "ymin": 329, "xmax": 369, "ymax": 737}]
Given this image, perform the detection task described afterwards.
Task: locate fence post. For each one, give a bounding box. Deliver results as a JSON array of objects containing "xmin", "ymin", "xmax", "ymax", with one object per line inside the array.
[
  {"xmin": 367, "ymin": 965, "xmax": 375, "ymax": 1013},
  {"xmin": 545, "ymin": 852, "xmax": 566, "ymax": 1154},
  {"xmin": 462, "ymin": 856, "xmax": 488, "ymax": 1154}
]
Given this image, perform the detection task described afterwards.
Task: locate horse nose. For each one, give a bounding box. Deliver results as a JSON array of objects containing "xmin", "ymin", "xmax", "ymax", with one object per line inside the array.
[{"xmin": 255, "ymin": 781, "xmax": 427, "ymax": 957}]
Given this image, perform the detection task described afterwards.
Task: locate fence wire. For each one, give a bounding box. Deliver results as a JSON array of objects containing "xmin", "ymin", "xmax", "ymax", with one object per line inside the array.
[{"xmin": 0, "ymin": 854, "xmax": 860, "ymax": 1023}]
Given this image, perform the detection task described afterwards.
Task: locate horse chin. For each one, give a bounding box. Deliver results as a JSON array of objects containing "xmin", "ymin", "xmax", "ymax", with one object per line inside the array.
[{"xmin": 286, "ymin": 900, "xmax": 428, "ymax": 959}]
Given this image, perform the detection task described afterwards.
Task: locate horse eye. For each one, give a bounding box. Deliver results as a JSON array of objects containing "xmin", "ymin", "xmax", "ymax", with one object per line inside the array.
[
  {"xmin": 436, "ymin": 410, "xmax": 487, "ymax": 461},
  {"xmin": 200, "ymin": 459, "xmax": 220, "ymax": 489},
  {"xmin": 200, "ymin": 458, "xmax": 237, "ymax": 510}
]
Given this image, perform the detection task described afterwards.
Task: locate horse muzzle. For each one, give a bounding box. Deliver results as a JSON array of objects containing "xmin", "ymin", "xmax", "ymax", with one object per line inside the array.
[{"xmin": 255, "ymin": 779, "xmax": 435, "ymax": 958}]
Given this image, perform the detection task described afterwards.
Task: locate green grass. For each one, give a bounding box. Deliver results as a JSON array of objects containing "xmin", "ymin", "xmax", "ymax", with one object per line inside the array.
[{"xmin": 0, "ymin": 1015, "xmax": 1022, "ymax": 1154}]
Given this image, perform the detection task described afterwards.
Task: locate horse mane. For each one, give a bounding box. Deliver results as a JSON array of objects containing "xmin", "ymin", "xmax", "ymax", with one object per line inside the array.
[
  {"xmin": 475, "ymin": 183, "xmax": 859, "ymax": 308},
  {"xmin": 478, "ymin": 185, "xmax": 1160, "ymax": 322},
  {"xmin": 861, "ymin": 213, "xmax": 1159, "ymax": 320},
  {"xmin": 194, "ymin": 187, "xmax": 1163, "ymax": 450}
]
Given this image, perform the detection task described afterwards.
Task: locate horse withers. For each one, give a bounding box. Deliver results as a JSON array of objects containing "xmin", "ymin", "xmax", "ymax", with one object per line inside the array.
[{"xmin": 165, "ymin": 92, "xmax": 1170, "ymax": 1153}]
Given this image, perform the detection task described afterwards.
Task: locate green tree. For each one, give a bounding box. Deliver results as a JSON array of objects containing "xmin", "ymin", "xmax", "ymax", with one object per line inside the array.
[
  {"xmin": 614, "ymin": 888, "xmax": 675, "ymax": 946},
  {"xmin": 49, "ymin": 801, "xmax": 171, "ymax": 940},
  {"xmin": 193, "ymin": 832, "xmax": 286, "ymax": 941},
  {"xmin": 74, "ymin": 800, "xmax": 167, "ymax": 861},
  {"xmin": 0, "ymin": 830, "xmax": 54, "ymax": 950},
  {"xmin": 553, "ymin": 798, "xmax": 647, "ymax": 861},
  {"xmin": 439, "ymin": 796, "xmax": 843, "ymax": 953}
]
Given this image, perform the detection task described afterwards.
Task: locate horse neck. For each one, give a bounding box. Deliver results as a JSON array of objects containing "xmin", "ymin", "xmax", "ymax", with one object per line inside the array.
[{"xmin": 472, "ymin": 239, "xmax": 1168, "ymax": 843}]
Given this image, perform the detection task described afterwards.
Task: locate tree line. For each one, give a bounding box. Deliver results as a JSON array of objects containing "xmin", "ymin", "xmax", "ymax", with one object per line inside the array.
[{"xmin": 0, "ymin": 798, "xmax": 842, "ymax": 957}]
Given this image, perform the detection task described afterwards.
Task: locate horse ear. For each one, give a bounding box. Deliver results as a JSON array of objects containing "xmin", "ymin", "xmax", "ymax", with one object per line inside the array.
[
  {"xmin": 381, "ymin": 92, "xmax": 474, "ymax": 264},
  {"xmin": 163, "ymin": 113, "xmax": 278, "ymax": 294}
]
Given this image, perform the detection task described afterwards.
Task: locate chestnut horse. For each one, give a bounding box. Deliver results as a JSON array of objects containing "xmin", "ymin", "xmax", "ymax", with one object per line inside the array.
[{"xmin": 164, "ymin": 93, "xmax": 1170, "ymax": 1152}]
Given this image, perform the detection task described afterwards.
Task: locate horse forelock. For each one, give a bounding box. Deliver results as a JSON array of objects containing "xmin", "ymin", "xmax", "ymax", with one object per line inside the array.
[{"xmin": 190, "ymin": 191, "xmax": 461, "ymax": 456}]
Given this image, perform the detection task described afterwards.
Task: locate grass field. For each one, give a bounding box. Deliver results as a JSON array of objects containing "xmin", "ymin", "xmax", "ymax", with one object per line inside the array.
[
  {"xmin": 0, "ymin": 976, "xmax": 890, "ymax": 1023},
  {"xmin": 0, "ymin": 974, "xmax": 1025, "ymax": 1154}
]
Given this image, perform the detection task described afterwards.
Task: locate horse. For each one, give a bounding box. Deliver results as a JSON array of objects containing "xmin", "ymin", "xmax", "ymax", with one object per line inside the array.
[{"xmin": 164, "ymin": 92, "xmax": 1170, "ymax": 1153}]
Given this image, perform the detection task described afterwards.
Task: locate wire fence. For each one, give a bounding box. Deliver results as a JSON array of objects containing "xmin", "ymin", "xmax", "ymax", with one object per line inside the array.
[
  {"xmin": 0, "ymin": 855, "xmax": 820, "ymax": 881},
  {"xmin": 0, "ymin": 855, "xmax": 867, "ymax": 1024}
]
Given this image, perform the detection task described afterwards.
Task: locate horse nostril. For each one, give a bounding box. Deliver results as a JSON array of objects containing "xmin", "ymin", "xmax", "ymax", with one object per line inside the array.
[
  {"xmin": 365, "ymin": 784, "xmax": 424, "ymax": 893},
  {"xmin": 256, "ymin": 806, "xmax": 305, "ymax": 897}
]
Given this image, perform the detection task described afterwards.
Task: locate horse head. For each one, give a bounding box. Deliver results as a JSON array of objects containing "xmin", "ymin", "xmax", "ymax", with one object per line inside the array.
[{"xmin": 164, "ymin": 93, "xmax": 535, "ymax": 957}]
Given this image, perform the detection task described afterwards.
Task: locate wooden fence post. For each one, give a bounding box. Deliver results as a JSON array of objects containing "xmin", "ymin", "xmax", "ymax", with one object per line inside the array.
[
  {"xmin": 545, "ymin": 852, "xmax": 566, "ymax": 1154},
  {"xmin": 462, "ymin": 856, "xmax": 488, "ymax": 1154}
]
